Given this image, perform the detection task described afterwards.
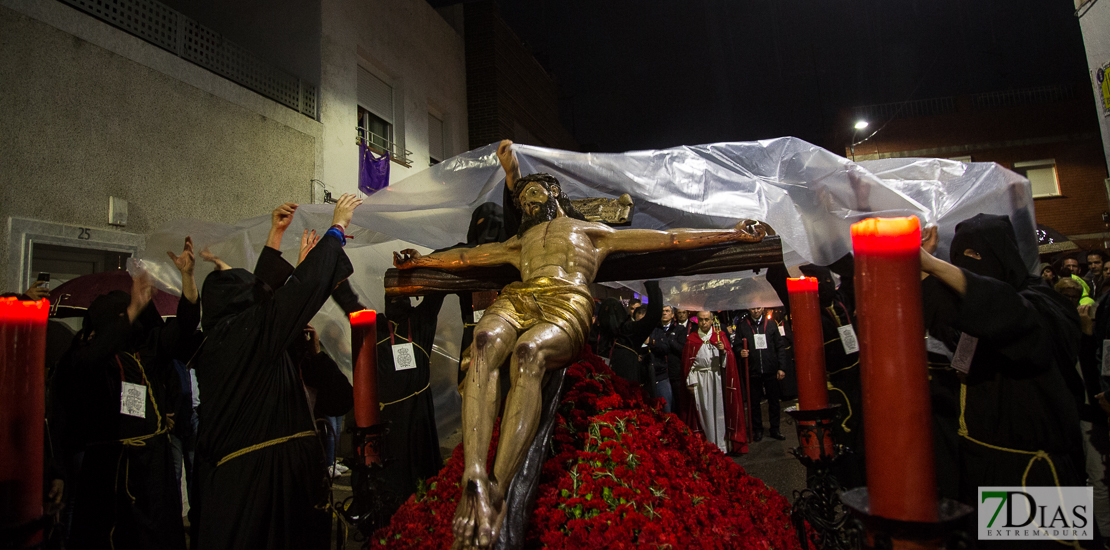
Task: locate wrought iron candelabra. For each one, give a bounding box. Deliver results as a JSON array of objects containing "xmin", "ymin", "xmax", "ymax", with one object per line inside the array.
[
  {"xmin": 786, "ymin": 404, "xmax": 863, "ymax": 550},
  {"xmin": 786, "ymin": 405, "xmax": 973, "ymax": 549},
  {"xmin": 337, "ymin": 423, "xmax": 399, "ymax": 541}
]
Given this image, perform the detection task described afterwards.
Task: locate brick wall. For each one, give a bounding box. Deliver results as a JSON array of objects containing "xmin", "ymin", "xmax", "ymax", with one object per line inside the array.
[{"xmin": 464, "ymin": 1, "xmax": 577, "ymax": 151}]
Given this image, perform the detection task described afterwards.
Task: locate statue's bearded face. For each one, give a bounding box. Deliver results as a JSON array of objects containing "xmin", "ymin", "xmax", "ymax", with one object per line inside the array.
[{"xmin": 517, "ymin": 181, "xmax": 560, "ymax": 236}]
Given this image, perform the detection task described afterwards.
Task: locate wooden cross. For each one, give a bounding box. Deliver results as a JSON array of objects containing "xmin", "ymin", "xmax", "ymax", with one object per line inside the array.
[{"xmin": 384, "ymin": 235, "xmax": 784, "ymax": 297}]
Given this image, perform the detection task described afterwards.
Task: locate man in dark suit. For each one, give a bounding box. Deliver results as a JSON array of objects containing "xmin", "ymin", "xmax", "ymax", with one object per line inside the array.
[
  {"xmin": 648, "ymin": 305, "xmax": 687, "ymax": 413},
  {"xmin": 733, "ymin": 307, "xmax": 789, "ymax": 441}
]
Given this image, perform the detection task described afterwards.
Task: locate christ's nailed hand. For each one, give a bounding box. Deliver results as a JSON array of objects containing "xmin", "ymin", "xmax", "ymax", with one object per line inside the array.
[
  {"xmin": 393, "ymin": 249, "xmax": 422, "ymax": 269},
  {"xmin": 734, "ymin": 220, "xmax": 768, "ymax": 241}
]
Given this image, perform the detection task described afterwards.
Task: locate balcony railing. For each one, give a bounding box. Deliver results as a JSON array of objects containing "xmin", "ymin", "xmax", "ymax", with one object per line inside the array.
[
  {"xmin": 357, "ymin": 127, "xmax": 413, "ymax": 167},
  {"xmin": 970, "ymin": 83, "xmax": 1078, "ymax": 111},
  {"xmin": 852, "ymin": 96, "xmax": 957, "ymax": 123},
  {"xmin": 57, "ymin": 0, "xmax": 317, "ymax": 119}
]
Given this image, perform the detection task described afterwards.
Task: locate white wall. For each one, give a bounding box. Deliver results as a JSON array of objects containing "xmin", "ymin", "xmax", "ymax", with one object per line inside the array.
[
  {"xmin": 0, "ymin": 0, "xmax": 323, "ymax": 290},
  {"xmin": 319, "ymin": 0, "xmax": 468, "ymax": 195},
  {"xmin": 1079, "ymin": 0, "xmax": 1110, "ymax": 176}
]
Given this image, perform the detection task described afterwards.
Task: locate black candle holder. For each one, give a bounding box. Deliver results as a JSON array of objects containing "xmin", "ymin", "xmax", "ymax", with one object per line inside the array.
[
  {"xmin": 839, "ymin": 488, "xmax": 973, "ymax": 549},
  {"xmin": 337, "ymin": 422, "xmax": 400, "ymax": 539},
  {"xmin": 785, "ymin": 405, "xmax": 860, "ymax": 550}
]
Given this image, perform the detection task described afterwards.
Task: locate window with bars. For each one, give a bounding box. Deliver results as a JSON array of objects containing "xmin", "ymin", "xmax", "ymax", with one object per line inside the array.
[{"xmin": 356, "ymin": 66, "xmax": 409, "ymax": 164}]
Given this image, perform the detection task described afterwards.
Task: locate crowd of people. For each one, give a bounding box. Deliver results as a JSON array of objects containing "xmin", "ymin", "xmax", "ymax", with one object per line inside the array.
[
  {"xmin": 11, "ymin": 173, "xmax": 1110, "ymax": 549},
  {"xmin": 13, "ymin": 196, "xmax": 363, "ymax": 550},
  {"xmin": 584, "ymin": 218, "xmax": 1110, "ymax": 549},
  {"xmin": 590, "ymin": 290, "xmax": 796, "ymax": 457}
]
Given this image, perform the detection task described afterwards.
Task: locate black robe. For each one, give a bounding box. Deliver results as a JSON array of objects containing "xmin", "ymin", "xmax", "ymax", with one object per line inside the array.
[
  {"xmin": 59, "ymin": 293, "xmax": 197, "ymax": 550},
  {"xmin": 190, "ymin": 234, "xmax": 352, "ymax": 550},
  {"xmin": 372, "ymin": 295, "xmax": 446, "ymax": 514},
  {"xmin": 923, "ymin": 214, "xmax": 1082, "ymax": 546}
]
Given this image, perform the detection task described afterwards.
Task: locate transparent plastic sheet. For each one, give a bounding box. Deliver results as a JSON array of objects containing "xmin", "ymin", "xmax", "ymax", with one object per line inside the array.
[
  {"xmin": 130, "ymin": 137, "xmax": 1037, "ymax": 441},
  {"xmin": 858, "ymin": 157, "xmax": 1038, "ymax": 274}
]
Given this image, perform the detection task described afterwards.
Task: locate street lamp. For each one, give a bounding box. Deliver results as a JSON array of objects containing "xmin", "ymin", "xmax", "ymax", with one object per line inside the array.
[{"xmin": 850, "ymin": 120, "xmax": 869, "ymax": 161}]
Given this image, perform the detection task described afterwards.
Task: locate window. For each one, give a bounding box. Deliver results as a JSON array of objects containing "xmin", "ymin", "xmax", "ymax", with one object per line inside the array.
[
  {"xmin": 358, "ymin": 106, "xmax": 392, "ymax": 152},
  {"xmin": 357, "ymin": 66, "xmax": 404, "ymax": 162},
  {"xmin": 429, "ymin": 113, "xmax": 445, "ymax": 166},
  {"xmin": 1013, "ymin": 159, "xmax": 1060, "ymax": 198}
]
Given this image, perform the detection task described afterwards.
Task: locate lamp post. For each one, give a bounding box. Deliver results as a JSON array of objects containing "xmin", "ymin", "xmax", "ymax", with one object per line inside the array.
[{"xmin": 849, "ymin": 120, "xmax": 868, "ymax": 161}]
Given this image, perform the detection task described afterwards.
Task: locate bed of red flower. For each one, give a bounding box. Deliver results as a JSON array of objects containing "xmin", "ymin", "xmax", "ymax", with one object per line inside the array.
[{"xmin": 372, "ymin": 352, "xmax": 805, "ymax": 550}]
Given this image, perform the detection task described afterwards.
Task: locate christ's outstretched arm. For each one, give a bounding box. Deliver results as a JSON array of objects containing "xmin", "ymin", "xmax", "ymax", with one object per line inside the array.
[
  {"xmin": 393, "ymin": 238, "xmax": 520, "ymax": 270},
  {"xmin": 593, "ymin": 219, "xmax": 767, "ymax": 256}
]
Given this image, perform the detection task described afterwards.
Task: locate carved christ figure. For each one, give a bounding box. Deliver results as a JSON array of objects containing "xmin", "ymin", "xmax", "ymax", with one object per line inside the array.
[{"xmin": 392, "ymin": 141, "xmax": 766, "ymax": 549}]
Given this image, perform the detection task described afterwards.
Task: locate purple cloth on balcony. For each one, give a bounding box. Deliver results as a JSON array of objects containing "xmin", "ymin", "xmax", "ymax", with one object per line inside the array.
[{"xmin": 359, "ymin": 146, "xmax": 390, "ymax": 195}]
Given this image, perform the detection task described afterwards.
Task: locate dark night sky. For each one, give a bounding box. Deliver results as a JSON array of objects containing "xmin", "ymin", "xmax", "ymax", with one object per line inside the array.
[{"xmin": 495, "ymin": 0, "xmax": 1091, "ymax": 152}]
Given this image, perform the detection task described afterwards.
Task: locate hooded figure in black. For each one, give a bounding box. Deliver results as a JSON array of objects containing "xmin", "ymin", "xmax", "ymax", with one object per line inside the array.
[
  {"xmin": 922, "ymin": 214, "xmax": 1082, "ymax": 536},
  {"xmin": 57, "ymin": 284, "xmax": 198, "ymax": 550},
  {"xmin": 189, "ymin": 230, "xmax": 352, "ymax": 550},
  {"xmin": 371, "ymin": 294, "xmax": 446, "ymax": 515}
]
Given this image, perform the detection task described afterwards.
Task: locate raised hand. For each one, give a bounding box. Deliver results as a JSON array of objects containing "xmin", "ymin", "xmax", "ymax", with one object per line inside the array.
[
  {"xmin": 23, "ymin": 281, "xmax": 49, "ymax": 300},
  {"xmin": 200, "ymin": 248, "xmax": 232, "ymax": 272},
  {"xmin": 272, "ymin": 203, "xmax": 297, "ymax": 232},
  {"xmin": 127, "ymin": 272, "xmax": 154, "ymax": 322},
  {"xmin": 298, "ymin": 229, "xmax": 319, "ymax": 265},
  {"xmin": 267, "ymin": 203, "xmax": 298, "ymax": 249},
  {"xmin": 330, "ymin": 193, "xmax": 363, "ymax": 229},
  {"xmin": 168, "ymin": 237, "xmax": 198, "ymax": 303},
  {"xmin": 497, "ymin": 140, "xmax": 521, "ymax": 191},
  {"xmin": 393, "ymin": 248, "xmax": 423, "ymax": 269},
  {"xmin": 921, "ymin": 224, "xmax": 939, "ymax": 255},
  {"xmin": 167, "ymin": 236, "xmax": 195, "ymax": 275}
]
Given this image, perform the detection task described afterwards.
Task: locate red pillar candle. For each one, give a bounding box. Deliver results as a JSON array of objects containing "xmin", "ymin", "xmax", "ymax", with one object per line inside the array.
[
  {"xmin": 787, "ymin": 276, "xmax": 829, "ymax": 411},
  {"xmin": 350, "ymin": 310, "xmax": 380, "ymax": 428},
  {"xmin": 0, "ymin": 297, "xmax": 48, "ymax": 546},
  {"xmin": 851, "ymin": 217, "xmax": 937, "ymax": 523}
]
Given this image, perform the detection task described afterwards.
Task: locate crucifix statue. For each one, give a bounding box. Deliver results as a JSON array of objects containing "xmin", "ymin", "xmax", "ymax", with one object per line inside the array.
[{"xmin": 391, "ymin": 141, "xmax": 772, "ymax": 550}]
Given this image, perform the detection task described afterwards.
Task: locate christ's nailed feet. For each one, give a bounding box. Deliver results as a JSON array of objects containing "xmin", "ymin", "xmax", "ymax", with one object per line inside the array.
[{"xmin": 451, "ymin": 477, "xmax": 504, "ymax": 549}]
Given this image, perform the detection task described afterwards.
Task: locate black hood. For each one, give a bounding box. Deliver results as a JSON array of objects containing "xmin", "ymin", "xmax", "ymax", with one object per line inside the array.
[
  {"xmin": 799, "ymin": 265, "xmax": 837, "ymax": 308},
  {"xmin": 85, "ymin": 290, "xmax": 131, "ymax": 334},
  {"xmin": 597, "ymin": 298, "xmax": 628, "ymax": 337},
  {"xmin": 467, "ymin": 202, "xmax": 506, "ymax": 246},
  {"xmin": 949, "ymin": 214, "xmax": 1029, "ymax": 291},
  {"xmin": 202, "ymin": 268, "xmax": 271, "ymax": 330},
  {"xmin": 84, "ymin": 289, "xmax": 164, "ymax": 343}
]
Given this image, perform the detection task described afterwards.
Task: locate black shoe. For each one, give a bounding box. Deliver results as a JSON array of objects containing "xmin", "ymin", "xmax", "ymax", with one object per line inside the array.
[
  {"xmin": 752, "ymin": 431, "xmax": 763, "ymax": 442},
  {"xmin": 769, "ymin": 430, "xmax": 786, "ymax": 441}
]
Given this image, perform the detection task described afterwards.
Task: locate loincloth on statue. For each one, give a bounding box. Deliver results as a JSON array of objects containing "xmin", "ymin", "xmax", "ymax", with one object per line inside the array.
[{"xmin": 484, "ymin": 276, "xmax": 594, "ymax": 353}]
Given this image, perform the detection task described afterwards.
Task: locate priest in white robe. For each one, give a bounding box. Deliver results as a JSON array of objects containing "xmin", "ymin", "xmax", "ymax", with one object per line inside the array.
[{"xmin": 679, "ymin": 311, "xmax": 735, "ymax": 453}]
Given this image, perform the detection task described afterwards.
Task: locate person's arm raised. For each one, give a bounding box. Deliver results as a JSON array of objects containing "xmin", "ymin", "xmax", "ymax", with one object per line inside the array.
[
  {"xmin": 265, "ymin": 203, "xmax": 298, "ymax": 250},
  {"xmin": 497, "ymin": 140, "xmax": 521, "ymax": 193},
  {"xmin": 920, "ymin": 249, "xmax": 967, "ymax": 297},
  {"xmin": 167, "ymin": 236, "xmax": 198, "ymax": 304},
  {"xmin": 594, "ymin": 219, "xmax": 767, "ymax": 256}
]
